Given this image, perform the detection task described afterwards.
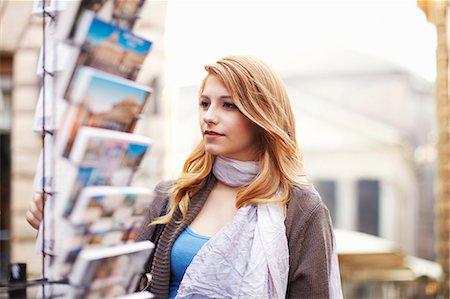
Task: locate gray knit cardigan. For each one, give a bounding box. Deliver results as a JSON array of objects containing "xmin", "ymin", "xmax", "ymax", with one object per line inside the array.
[{"xmin": 135, "ymin": 175, "xmax": 336, "ymax": 299}]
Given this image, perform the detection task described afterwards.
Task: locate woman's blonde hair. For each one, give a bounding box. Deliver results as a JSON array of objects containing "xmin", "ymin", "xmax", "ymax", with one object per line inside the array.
[{"xmin": 153, "ymin": 55, "xmax": 306, "ymax": 225}]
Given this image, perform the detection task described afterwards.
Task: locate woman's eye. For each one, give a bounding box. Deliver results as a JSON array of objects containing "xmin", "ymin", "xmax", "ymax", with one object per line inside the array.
[
  {"xmin": 200, "ymin": 101, "xmax": 209, "ymax": 108},
  {"xmin": 223, "ymin": 102, "xmax": 237, "ymax": 109}
]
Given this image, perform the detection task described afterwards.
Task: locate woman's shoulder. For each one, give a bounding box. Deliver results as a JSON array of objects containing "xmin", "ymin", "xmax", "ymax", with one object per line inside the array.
[
  {"xmin": 145, "ymin": 179, "xmax": 177, "ymax": 219},
  {"xmin": 287, "ymin": 183, "xmax": 327, "ymax": 216},
  {"xmin": 153, "ymin": 179, "xmax": 177, "ymax": 196},
  {"xmin": 284, "ymin": 182, "xmax": 333, "ymax": 247}
]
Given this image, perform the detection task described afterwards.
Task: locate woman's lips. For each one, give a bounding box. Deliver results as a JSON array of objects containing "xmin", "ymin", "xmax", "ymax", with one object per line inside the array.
[
  {"xmin": 204, "ymin": 130, "xmax": 224, "ymax": 135},
  {"xmin": 204, "ymin": 130, "xmax": 224, "ymax": 139}
]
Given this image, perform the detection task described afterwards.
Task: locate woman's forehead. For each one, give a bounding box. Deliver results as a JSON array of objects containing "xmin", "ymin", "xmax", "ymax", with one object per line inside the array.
[{"xmin": 201, "ymin": 75, "xmax": 231, "ymax": 96}]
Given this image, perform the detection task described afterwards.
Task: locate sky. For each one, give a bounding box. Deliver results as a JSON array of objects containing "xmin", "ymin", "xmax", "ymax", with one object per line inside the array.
[
  {"xmin": 161, "ymin": 0, "xmax": 438, "ymax": 176},
  {"xmin": 163, "ymin": 0, "xmax": 437, "ymax": 85}
]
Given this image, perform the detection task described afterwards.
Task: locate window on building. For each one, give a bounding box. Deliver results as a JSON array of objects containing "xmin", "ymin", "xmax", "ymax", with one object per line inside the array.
[
  {"xmin": 0, "ymin": 54, "xmax": 12, "ymax": 131},
  {"xmin": 0, "ymin": 53, "xmax": 12, "ymax": 283},
  {"xmin": 357, "ymin": 179, "xmax": 380, "ymax": 236},
  {"xmin": 315, "ymin": 180, "xmax": 337, "ymax": 222}
]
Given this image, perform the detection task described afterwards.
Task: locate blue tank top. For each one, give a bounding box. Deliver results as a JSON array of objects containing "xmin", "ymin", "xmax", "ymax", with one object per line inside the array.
[{"xmin": 168, "ymin": 226, "xmax": 210, "ymax": 299}]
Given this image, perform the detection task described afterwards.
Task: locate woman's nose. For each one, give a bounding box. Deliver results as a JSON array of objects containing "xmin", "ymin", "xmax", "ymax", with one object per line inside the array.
[{"xmin": 202, "ymin": 106, "xmax": 218, "ymax": 124}]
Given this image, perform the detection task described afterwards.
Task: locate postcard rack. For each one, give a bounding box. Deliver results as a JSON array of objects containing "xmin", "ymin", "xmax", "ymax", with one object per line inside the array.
[{"xmin": 2, "ymin": 1, "xmax": 156, "ymax": 298}]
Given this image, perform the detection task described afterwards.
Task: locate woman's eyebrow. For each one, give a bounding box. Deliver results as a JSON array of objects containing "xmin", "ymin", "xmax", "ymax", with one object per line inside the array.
[{"xmin": 200, "ymin": 94, "xmax": 233, "ymax": 100}]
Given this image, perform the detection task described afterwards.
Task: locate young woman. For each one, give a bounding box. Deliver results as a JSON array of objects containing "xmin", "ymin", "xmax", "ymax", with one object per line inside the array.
[{"xmin": 135, "ymin": 55, "xmax": 343, "ymax": 298}]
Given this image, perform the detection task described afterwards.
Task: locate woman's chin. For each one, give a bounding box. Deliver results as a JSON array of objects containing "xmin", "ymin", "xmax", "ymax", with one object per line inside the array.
[{"xmin": 204, "ymin": 148, "xmax": 221, "ymax": 156}]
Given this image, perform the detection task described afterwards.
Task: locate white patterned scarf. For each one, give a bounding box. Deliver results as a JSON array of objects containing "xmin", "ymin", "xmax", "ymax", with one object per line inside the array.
[{"xmin": 175, "ymin": 156, "xmax": 289, "ymax": 299}]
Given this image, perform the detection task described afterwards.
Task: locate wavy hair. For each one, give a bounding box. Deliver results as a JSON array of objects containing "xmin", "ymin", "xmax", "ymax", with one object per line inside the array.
[{"xmin": 152, "ymin": 55, "xmax": 307, "ymax": 225}]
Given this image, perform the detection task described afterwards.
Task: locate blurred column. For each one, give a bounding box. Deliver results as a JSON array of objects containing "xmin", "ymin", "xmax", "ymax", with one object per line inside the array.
[
  {"xmin": 418, "ymin": 1, "xmax": 450, "ymax": 298},
  {"xmin": 337, "ymin": 178, "xmax": 357, "ymax": 230},
  {"xmin": 380, "ymin": 180, "xmax": 396, "ymax": 241}
]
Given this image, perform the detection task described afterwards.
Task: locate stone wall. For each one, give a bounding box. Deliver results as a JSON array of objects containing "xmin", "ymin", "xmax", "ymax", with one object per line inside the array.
[{"xmin": 10, "ymin": 7, "xmax": 43, "ymax": 277}]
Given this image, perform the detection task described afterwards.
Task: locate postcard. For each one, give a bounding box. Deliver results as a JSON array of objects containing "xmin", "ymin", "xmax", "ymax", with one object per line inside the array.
[
  {"xmin": 36, "ymin": 21, "xmax": 70, "ymax": 77},
  {"xmin": 58, "ymin": 0, "xmax": 146, "ymax": 41},
  {"xmin": 56, "ymin": 65, "xmax": 152, "ymax": 158},
  {"xmin": 32, "ymin": 76, "xmax": 67, "ymax": 133},
  {"xmin": 56, "ymin": 126, "xmax": 152, "ymax": 219},
  {"xmin": 68, "ymin": 241, "xmax": 154, "ymax": 298},
  {"xmin": 59, "ymin": 11, "xmax": 152, "ymax": 100},
  {"xmin": 53, "ymin": 186, "xmax": 153, "ymax": 277}
]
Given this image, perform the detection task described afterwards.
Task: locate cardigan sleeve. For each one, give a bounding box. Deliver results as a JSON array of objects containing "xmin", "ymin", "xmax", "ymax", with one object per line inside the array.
[
  {"xmin": 285, "ymin": 189, "xmax": 338, "ymax": 298},
  {"xmin": 133, "ymin": 180, "xmax": 173, "ymax": 291}
]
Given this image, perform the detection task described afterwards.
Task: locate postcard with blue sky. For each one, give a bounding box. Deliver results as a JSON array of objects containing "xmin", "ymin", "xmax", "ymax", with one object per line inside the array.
[
  {"xmin": 86, "ymin": 17, "xmax": 152, "ymax": 55},
  {"xmin": 74, "ymin": 67, "xmax": 150, "ymax": 113}
]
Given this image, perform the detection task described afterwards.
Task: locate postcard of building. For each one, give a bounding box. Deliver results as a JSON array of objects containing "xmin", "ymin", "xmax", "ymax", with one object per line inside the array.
[
  {"xmin": 59, "ymin": 11, "xmax": 152, "ymax": 99},
  {"xmin": 111, "ymin": 0, "xmax": 147, "ymax": 29},
  {"xmin": 53, "ymin": 186, "xmax": 153, "ymax": 278},
  {"xmin": 58, "ymin": 0, "xmax": 146, "ymax": 41},
  {"xmin": 68, "ymin": 241, "xmax": 154, "ymax": 298},
  {"xmin": 56, "ymin": 65, "xmax": 152, "ymax": 158},
  {"xmin": 69, "ymin": 186, "xmax": 152, "ymax": 225},
  {"xmin": 56, "ymin": 126, "xmax": 152, "ymax": 219}
]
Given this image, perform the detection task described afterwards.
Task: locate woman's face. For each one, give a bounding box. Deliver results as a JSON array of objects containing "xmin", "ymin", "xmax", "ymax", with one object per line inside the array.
[{"xmin": 199, "ymin": 75, "xmax": 258, "ymax": 161}]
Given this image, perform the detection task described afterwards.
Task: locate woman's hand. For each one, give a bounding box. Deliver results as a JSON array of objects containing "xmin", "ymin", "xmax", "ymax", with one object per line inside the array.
[{"xmin": 25, "ymin": 193, "xmax": 46, "ymax": 230}]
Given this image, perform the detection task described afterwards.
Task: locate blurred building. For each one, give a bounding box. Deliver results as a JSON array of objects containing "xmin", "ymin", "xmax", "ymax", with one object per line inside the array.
[
  {"xmin": 285, "ymin": 49, "xmax": 436, "ymax": 261},
  {"xmin": 0, "ymin": 0, "xmax": 168, "ymax": 278},
  {"xmin": 336, "ymin": 228, "xmax": 441, "ymax": 298}
]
